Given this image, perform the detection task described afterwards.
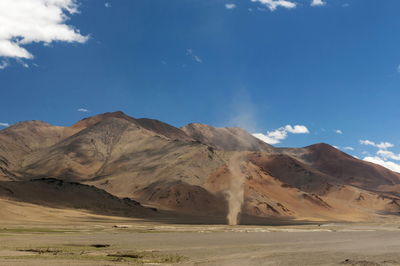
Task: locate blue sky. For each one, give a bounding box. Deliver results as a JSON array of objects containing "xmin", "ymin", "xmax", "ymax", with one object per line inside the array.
[{"xmin": 1, "ymin": 0, "xmax": 400, "ymax": 171}]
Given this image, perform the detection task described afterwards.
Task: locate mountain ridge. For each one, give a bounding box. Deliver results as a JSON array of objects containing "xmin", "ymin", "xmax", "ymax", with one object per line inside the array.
[{"xmin": 1, "ymin": 112, "xmax": 400, "ymax": 223}]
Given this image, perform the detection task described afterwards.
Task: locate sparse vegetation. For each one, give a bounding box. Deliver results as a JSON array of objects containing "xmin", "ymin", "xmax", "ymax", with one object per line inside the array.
[
  {"xmin": 4, "ymin": 245, "xmax": 187, "ymax": 264},
  {"xmin": 0, "ymin": 228, "xmax": 82, "ymax": 234},
  {"xmin": 107, "ymin": 251, "xmax": 186, "ymax": 263}
]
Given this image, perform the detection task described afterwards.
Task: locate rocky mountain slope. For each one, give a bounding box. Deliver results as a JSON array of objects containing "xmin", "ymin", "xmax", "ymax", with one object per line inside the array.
[
  {"xmin": 0, "ymin": 178, "xmax": 154, "ymax": 218},
  {"xmin": 1, "ymin": 111, "xmax": 400, "ymax": 223}
]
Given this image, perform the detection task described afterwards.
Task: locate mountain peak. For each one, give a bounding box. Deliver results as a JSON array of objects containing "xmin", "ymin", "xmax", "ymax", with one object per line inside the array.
[
  {"xmin": 71, "ymin": 111, "xmax": 134, "ymax": 130},
  {"xmin": 306, "ymin": 143, "xmax": 337, "ymax": 150},
  {"xmin": 70, "ymin": 111, "xmax": 192, "ymax": 142}
]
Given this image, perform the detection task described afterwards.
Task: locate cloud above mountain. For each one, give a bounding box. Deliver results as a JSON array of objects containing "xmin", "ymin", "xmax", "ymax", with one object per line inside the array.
[
  {"xmin": 253, "ymin": 124, "xmax": 309, "ymax": 145},
  {"xmin": 377, "ymin": 150, "xmax": 400, "ymax": 161},
  {"xmin": 0, "ymin": 0, "xmax": 87, "ymax": 67},
  {"xmin": 364, "ymin": 156, "xmax": 400, "ymax": 173},
  {"xmin": 360, "ymin": 139, "xmax": 400, "ymax": 173},
  {"xmin": 360, "ymin": 140, "xmax": 394, "ymax": 149}
]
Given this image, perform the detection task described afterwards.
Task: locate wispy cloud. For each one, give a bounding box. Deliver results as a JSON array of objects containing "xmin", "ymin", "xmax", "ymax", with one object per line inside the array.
[
  {"xmin": 186, "ymin": 49, "xmax": 202, "ymax": 63},
  {"xmin": 77, "ymin": 108, "xmax": 89, "ymax": 113},
  {"xmin": 105, "ymin": 2, "xmax": 112, "ymax": 8},
  {"xmin": 225, "ymin": 3, "xmax": 237, "ymax": 9},
  {"xmin": 311, "ymin": 0, "xmax": 326, "ymax": 7},
  {"xmin": 253, "ymin": 125, "xmax": 309, "ymax": 145},
  {"xmin": 0, "ymin": 122, "xmax": 10, "ymax": 127},
  {"xmin": 17, "ymin": 59, "xmax": 29, "ymax": 68},
  {"xmin": 360, "ymin": 140, "xmax": 394, "ymax": 149},
  {"xmin": 0, "ymin": 0, "xmax": 88, "ymax": 66},
  {"xmin": 251, "ymin": 0, "xmax": 297, "ymax": 11},
  {"xmin": 343, "ymin": 146, "xmax": 354, "ymax": 151},
  {"xmin": 377, "ymin": 150, "xmax": 400, "ymax": 161},
  {"xmin": 0, "ymin": 60, "xmax": 9, "ymax": 70},
  {"xmin": 335, "ymin": 129, "xmax": 343, "ymax": 134}
]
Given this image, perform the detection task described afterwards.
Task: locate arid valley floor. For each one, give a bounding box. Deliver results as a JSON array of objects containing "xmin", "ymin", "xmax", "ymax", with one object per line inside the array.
[{"xmin": 1, "ymin": 216, "xmax": 400, "ymax": 266}]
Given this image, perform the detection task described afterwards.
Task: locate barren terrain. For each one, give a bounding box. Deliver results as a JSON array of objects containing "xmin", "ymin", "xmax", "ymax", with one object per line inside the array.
[
  {"xmin": 2, "ymin": 112, "xmax": 400, "ymax": 265},
  {"xmin": 1, "ymin": 218, "xmax": 400, "ymax": 266},
  {"xmin": 2, "ymin": 112, "xmax": 400, "ymax": 222}
]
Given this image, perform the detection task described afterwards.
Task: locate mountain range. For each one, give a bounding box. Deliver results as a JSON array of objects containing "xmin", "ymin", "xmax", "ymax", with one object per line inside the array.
[{"xmin": 1, "ymin": 111, "xmax": 400, "ymax": 224}]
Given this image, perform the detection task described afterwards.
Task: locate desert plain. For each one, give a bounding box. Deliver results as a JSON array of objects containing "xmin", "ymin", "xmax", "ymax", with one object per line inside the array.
[{"xmin": 1, "ymin": 211, "xmax": 400, "ymax": 266}]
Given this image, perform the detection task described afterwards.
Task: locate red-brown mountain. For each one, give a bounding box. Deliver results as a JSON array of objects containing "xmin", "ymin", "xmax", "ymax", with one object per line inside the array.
[{"xmin": 1, "ymin": 111, "xmax": 400, "ymax": 223}]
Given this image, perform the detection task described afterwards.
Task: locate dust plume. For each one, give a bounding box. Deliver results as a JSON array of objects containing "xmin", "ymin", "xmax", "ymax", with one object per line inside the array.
[
  {"xmin": 224, "ymin": 91, "xmax": 258, "ymax": 225},
  {"xmin": 226, "ymin": 153, "xmax": 246, "ymax": 225}
]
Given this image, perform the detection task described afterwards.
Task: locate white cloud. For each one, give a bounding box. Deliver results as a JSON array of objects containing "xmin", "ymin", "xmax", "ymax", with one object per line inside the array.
[
  {"xmin": 253, "ymin": 129, "xmax": 287, "ymax": 145},
  {"xmin": 376, "ymin": 142, "xmax": 394, "ymax": 149},
  {"xmin": 251, "ymin": 0, "xmax": 296, "ymax": 11},
  {"xmin": 77, "ymin": 108, "xmax": 89, "ymax": 112},
  {"xmin": 360, "ymin": 140, "xmax": 400, "ymax": 173},
  {"xmin": 253, "ymin": 133, "xmax": 281, "ymax": 145},
  {"xmin": 284, "ymin": 125, "xmax": 309, "ymax": 134},
  {"xmin": 253, "ymin": 124, "xmax": 309, "ymax": 145},
  {"xmin": 225, "ymin": 3, "xmax": 237, "ymax": 9},
  {"xmin": 343, "ymin": 146, "xmax": 354, "ymax": 151},
  {"xmin": 0, "ymin": 0, "xmax": 88, "ymax": 66},
  {"xmin": 311, "ymin": 0, "xmax": 326, "ymax": 7},
  {"xmin": 363, "ymin": 156, "xmax": 400, "ymax": 173},
  {"xmin": 186, "ymin": 49, "xmax": 202, "ymax": 63},
  {"xmin": 335, "ymin": 129, "xmax": 343, "ymax": 134},
  {"xmin": 360, "ymin": 140, "xmax": 394, "ymax": 150},
  {"xmin": 0, "ymin": 122, "xmax": 10, "ymax": 127},
  {"xmin": 265, "ymin": 128, "xmax": 287, "ymax": 142},
  {"xmin": 360, "ymin": 140, "xmax": 375, "ymax": 146},
  {"xmin": 377, "ymin": 150, "xmax": 400, "ymax": 161},
  {"xmin": 105, "ymin": 2, "xmax": 111, "ymax": 8}
]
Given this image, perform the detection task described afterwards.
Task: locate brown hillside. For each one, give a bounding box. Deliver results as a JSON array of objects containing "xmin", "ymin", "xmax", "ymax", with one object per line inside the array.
[
  {"xmin": 182, "ymin": 123, "xmax": 273, "ymax": 152},
  {"xmin": 1, "ymin": 112, "xmax": 400, "ymax": 223},
  {"xmin": 0, "ymin": 178, "xmax": 155, "ymax": 218}
]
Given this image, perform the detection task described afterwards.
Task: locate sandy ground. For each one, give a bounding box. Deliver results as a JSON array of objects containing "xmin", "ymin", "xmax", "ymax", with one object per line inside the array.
[{"xmin": 1, "ymin": 220, "xmax": 400, "ymax": 265}]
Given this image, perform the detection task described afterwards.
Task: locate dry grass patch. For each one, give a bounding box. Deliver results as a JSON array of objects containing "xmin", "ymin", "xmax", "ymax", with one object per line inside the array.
[{"xmin": 7, "ymin": 245, "xmax": 187, "ymax": 264}]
